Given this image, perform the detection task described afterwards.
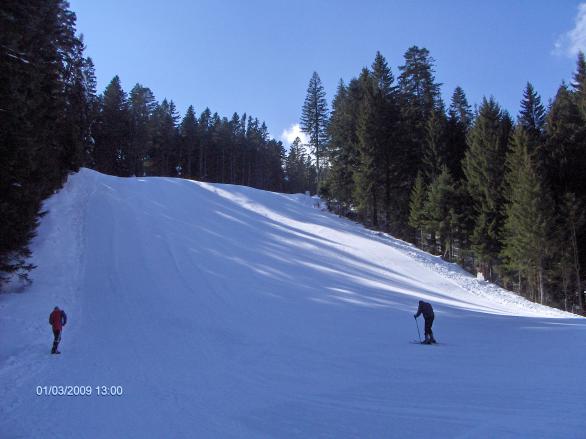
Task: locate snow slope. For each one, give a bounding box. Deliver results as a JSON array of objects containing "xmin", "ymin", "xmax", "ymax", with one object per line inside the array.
[{"xmin": 1, "ymin": 168, "xmax": 584, "ymax": 438}]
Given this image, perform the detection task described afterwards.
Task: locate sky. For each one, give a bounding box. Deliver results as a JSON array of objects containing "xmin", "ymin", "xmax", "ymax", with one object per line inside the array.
[{"xmin": 69, "ymin": 0, "xmax": 586, "ymax": 146}]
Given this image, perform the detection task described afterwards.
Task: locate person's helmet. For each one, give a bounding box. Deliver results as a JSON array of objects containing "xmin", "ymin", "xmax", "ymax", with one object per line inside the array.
[
  {"xmin": 54, "ymin": 306, "xmax": 59, "ymax": 310},
  {"xmin": 418, "ymin": 300, "xmax": 424, "ymax": 305}
]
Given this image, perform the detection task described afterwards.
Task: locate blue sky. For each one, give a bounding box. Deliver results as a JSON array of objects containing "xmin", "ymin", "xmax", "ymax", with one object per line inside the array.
[{"xmin": 70, "ymin": 0, "xmax": 586, "ymax": 145}]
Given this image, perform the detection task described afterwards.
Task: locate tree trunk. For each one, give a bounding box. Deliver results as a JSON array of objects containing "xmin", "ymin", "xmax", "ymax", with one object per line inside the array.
[
  {"xmin": 570, "ymin": 222, "xmax": 583, "ymax": 312},
  {"xmin": 538, "ymin": 266, "xmax": 544, "ymax": 305},
  {"xmin": 372, "ymin": 189, "xmax": 378, "ymax": 227},
  {"xmin": 385, "ymin": 166, "xmax": 390, "ymax": 231}
]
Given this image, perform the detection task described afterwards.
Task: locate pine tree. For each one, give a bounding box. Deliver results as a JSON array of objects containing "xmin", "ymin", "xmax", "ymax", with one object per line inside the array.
[
  {"xmin": 501, "ymin": 127, "xmax": 552, "ymax": 303},
  {"xmin": 518, "ymin": 83, "xmax": 545, "ymax": 139},
  {"xmin": 424, "ymin": 166, "xmax": 457, "ymax": 257},
  {"xmin": 571, "ymin": 51, "xmax": 586, "ymax": 94},
  {"xmin": 326, "ymin": 78, "xmax": 363, "ymax": 212},
  {"xmin": 197, "ymin": 108, "xmax": 212, "ymax": 180},
  {"xmin": 59, "ymin": 34, "xmax": 93, "ymax": 173},
  {"xmin": 301, "ymin": 71, "xmax": 329, "ymax": 193},
  {"xmin": 543, "ymin": 85, "xmax": 584, "ymax": 202},
  {"xmin": 128, "ymin": 84, "xmax": 156, "ymax": 176},
  {"xmin": 463, "ymin": 97, "xmax": 510, "ymax": 279},
  {"xmin": 0, "ymin": 0, "xmax": 87, "ymax": 286},
  {"xmin": 422, "ymin": 110, "xmax": 447, "ymax": 182},
  {"xmin": 409, "ymin": 171, "xmax": 427, "ymax": 248},
  {"xmin": 354, "ymin": 54, "xmax": 399, "ymax": 229},
  {"xmin": 285, "ymin": 138, "xmax": 307, "ymax": 193},
  {"xmin": 150, "ymin": 99, "xmax": 179, "ymax": 176},
  {"xmin": 81, "ymin": 56, "xmax": 99, "ymax": 166},
  {"xmin": 397, "ymin": 46, "xmax": 444, "ymax": 206},
  {"xmin": 179, "ymin": 106, "xmax": 198, "ymax": 179},
  {"xmin": 445, "ymin": 87, "xmax": 472, "ymax": 181},
  {"xmin": 555, "ymin": 193, "xmax": 584, "ymax": 312},
  {"xmin": 398, "ymin": 46, "xmax": 442, "ymax": 119},
  {"xmin": 354, "ymin": 68, "xmax": 381, "ymax": 226},
  {"xmin": 94, "ymin": 76, "xmax": 130, "ymax": 175}
]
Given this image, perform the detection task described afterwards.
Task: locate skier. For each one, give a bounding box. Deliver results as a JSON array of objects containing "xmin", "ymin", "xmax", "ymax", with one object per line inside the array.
[
  {"xmin": 414, "ymin": 300, "xmax": 436, "ymax": 344},
  {"xmin": 49, "ymin": 306, "xmax": 67, "ymax": 354}
]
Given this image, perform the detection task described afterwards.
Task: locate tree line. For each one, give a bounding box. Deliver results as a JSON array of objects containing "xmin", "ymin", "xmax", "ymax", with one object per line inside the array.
[
  {"xmin": 3, "ymin": 1, "xmax": 585, "ymax": 314},
  {"xmin": 0, "ymin": 0, "xmax": 315, "ymax": 288},
  {"xmin": 306, "ymin": 48, "xmax": 585, "ymax": 314}
]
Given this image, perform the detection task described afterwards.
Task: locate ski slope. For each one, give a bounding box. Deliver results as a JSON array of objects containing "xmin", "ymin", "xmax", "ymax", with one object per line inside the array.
[{"xmin": 1, "ymin": 168, "xmax": 584, "ymax": 438}]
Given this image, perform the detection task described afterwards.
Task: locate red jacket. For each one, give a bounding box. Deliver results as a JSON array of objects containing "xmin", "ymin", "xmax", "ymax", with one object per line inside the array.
[{"xmin": 49, "ymin": 309, "xmax": 67, "ymax": 331}]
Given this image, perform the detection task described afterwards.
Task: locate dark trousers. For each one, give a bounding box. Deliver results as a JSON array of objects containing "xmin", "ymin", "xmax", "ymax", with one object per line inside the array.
[
  {"xmin": 424, "ymin": 316, "xmax": 434, "ymax": 338},
  {"xmin": 52, "ymin": 329, "xmax": 61, "ymax": 353}
]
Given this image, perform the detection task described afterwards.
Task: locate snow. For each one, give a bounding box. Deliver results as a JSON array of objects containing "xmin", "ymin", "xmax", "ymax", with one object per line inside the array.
[{"xmin": 1, "ymin": 168, "xmax": 584, "ymax": 438}]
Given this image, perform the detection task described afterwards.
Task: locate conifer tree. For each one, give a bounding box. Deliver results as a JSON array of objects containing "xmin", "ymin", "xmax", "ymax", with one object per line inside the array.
[
  {"xmin": 409, "ymin": 171, "xmax": 427, "ymax": 249},
  {"xmin": 327, "ymin": 78, "xmax": 363, "ymax": 211},
  {"xmin": 398, "ymin": 46, "xmax": 442, "ymax": 119},
  {"xmin": 301, "ymin": 72, "xmax": 329, "ymax": 193},
  {"xmin": 424, "ymin": 166, "xmax": 457, "ymax": 257},
  {"xmin": 518, "ymin": 82, "xmax": 545, "ymax": 140},
  {"xmin": 285, "ymin": 138, "xmax": 307, "ymax": 193},
  {"xmin": 94, "ymin": 76, "xmax": 130, "ymax": 175},
  {"xmin": 501, "ymin": 127, "xmax": 552, "ymax": 303},
  {"xmin": 398, "ymin": 46, "xmax": 443, "ymax": 201},
  {"xmin": 543, "ymin": 85, "xmax": 584, "ymax": 203},
  {"xmin": 179, "ymin": 106, "xmax": 198, "ymax": 179},
  {"xmin": 81, "ymin": 56, "xmax": 99, "ymax": 166},
  {"xmin": 0, "ymin": 0, "xmax": 87, "ymax": 286},
  {"xmin": 445, "ymin": 87, "xmax": 472, "ymax": 181},
  {"xmin": 556, "ymin": 193, "xmax": 584, "ymax": 312},
  {"xmin": 571, "ymin": 51, "xmax": 586, "ymax": 94},
  {"xmin": 463, "ymin": 97, "xmax": 510, "ymax": 279},
  {"xmin": 150, "ymin": 99, "xmax": 179, "ymax": 176},
  {"xmin": 355, "ymin": 53, "xmax": 400, "ymax": 229},
  {"xmin": 128, "ymin": 84, "xmax": 156, "ymax": 176},
  {"xmin": 422, "ymin": 110, "xmax": 447, "ymax": 182}
]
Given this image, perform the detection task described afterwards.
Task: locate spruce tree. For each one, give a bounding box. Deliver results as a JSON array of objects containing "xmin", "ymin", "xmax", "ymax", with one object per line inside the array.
[
  {"xmin": 301, "ymin": 72, "xmax": 329, "ymax": 193},
  {"xmin": 518, "ymin": 82, "xmax": 545, "ymax": 140},
  {"xmin": 398, "ymin": 46, "xmax": 442, "ymax": 119},
  {"xmin": 501, "ymin": 127, "xmax": 552, "ymax": 303},
  {"xmin": 355, "ymin": 53, "xmax": 400, "ymax": 229},
  {"xmin": 179, "ymin": 106, "xmax": 198, "ymax": 179},
  {"xmin": 354, "ymin": 68, "xmax": 381, "ymax": 226},
  {"xmin": 424, "ymin": 166, "xmax": 457, "ymax": 257},
  {"xmin": 422, "ymin": 110, "xmax": 447, "ymax": 182},
  {"xmin": 408, "ymin": 171, "xmax": 427, "ymax": 249},
  {"xmin": 571, "ymin": 51, "xmax": 586, "ymax": 94},
  {"xmin": 556, "ymin": 193, "xmax": 584, "ymax": 312},
  {"xmin": 81, "ymin": 56, "xmax": 99, "ymax": 166},
  {"xmin": 128, "ymin": 84, "xmax": 156, "ymax": 176},
  {"xmin": 1, "ymin": 0, "xmax": 87, "ymax": 286},
  {"xmin": 544, "ymin": 85, "xmax": 584, "ymax": 202},
  {"xmin": 94, "ymin": 76, "xmax": 130, "ymax": 176},
  {"xmin": 463, "ymin": 97, "xmax": 510, "ymax": 279},
  {"xmin": 397, "ymin": 46, "xmax": 444, "ymax": 205},
  {"xmin": 326, "ymin": 78, "xmax": 363, "ymax": 213},
  {"xmin": 445, "ymin": 87, "xmax": 472, "ymax": 181}
]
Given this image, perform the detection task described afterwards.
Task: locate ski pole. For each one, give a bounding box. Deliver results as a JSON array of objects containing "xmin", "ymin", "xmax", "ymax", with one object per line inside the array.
[{"xmin": 414, "ymin": 315, "xmax": 422, "ymax": 343}]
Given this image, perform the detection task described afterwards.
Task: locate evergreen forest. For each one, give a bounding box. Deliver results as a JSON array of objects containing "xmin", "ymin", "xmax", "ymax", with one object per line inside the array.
[{"xmin": 1, "ymin": 1, "xmax": 585, "ymax": 314}]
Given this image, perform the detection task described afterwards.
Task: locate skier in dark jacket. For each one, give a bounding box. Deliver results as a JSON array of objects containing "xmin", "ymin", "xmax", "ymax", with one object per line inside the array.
[
  {"xmin": 49, "ymin": 306, "xmax": 67, "ymax": 354},
  {"xmin": 414, "ymin": 300, "xmax": 436, "ymax": 344}
]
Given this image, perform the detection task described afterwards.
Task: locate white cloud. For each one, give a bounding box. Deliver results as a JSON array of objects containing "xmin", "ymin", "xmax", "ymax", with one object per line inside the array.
[
  {"xmin": 281, "ymin": 123, "xmax": 309, "ymax": 146},
  {"xmin": 555, "ymin": 3, "xmax": 586, "ymax": 57}
]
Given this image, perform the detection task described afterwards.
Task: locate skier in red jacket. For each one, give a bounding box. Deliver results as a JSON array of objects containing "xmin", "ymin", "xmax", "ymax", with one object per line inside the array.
[{"xmin": 49, "ymin": 306, "xmax": 67, "ymax": 354}]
